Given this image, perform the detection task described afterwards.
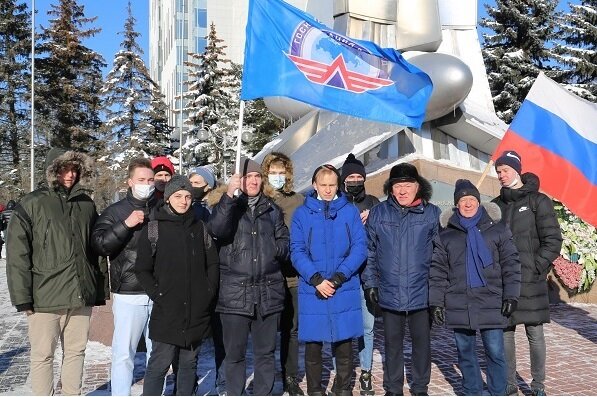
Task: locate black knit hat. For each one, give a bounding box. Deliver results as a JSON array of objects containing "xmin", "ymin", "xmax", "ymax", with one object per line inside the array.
[
  {"xmin": 494, "ymin": 150, "xmax": 522, "ymax": 175},
  {"xmin": 389, "ymin": 163, "xmax": 419, "ymax": 185},
  {"xmin": 453, "ymin": 179, "xmax": 481, "ymax": 205},
  {"xmin": 341, "ymin": 153, "xmax": 366, "ymax": 182},
  {"xmin": 164, "ymin": 175, "xmax": 193, "ymax": 201}
]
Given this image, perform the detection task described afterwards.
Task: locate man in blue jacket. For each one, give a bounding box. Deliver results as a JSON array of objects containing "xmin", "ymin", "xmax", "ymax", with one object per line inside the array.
[{"xmin": 362, "ymin": 163, "xmax": 441, "ymax": 396}]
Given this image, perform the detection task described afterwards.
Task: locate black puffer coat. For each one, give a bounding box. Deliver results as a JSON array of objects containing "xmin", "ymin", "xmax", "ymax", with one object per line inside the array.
[
  {"xmin": 429, "ymin": 203, "xmax": 521, "ymax": 330},
  {"xmin": 135, "ymin": 205, "xmax": 219, "ymax": 348},
  {"xmin": 492, "ymin": 173, "xmax": 562, "ymax": 325},
  {"xmin": 208, "ymin": 193, "xmax": 289, "ymax": 317},
  {"xmin": 91, "ymin": 189, "xmax": 158, "ymax": 294}
]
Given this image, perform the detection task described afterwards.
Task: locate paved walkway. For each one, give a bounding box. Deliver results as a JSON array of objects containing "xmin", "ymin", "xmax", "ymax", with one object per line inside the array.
[{"xmin": 2, "ymin": 252, "xmax": 597, "ymax": 395}]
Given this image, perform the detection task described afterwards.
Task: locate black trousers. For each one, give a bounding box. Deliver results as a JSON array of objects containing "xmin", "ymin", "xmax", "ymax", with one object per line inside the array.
[
  {"xmin": 382, "ymin": 308, "xmax": 431, "ymax": 395},
  {"xmin": 212, "ymin": 311, "xmax": 226, "ymax": 389},
  {"xmin": 280, "ymin": 285, "xmax": 300, "ymax": 379},
  {"xmin": 221, "ymin": 310, "xmax": 280, "ymax": 396},
  {"xmin": 305, "ymin": 339, "xmax": 353, "ymax": 394},
  {"xmin": 143, "ymin": 340, "xmax": 201, "ymax": 396}
]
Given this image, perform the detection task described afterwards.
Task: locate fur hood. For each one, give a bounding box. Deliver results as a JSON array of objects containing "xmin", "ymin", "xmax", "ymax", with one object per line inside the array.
[
  {"xmin": 206, "ymin": 181, "xmax": 277, "ymax": 208},
  {"xmin": 206, "ymin": 184, "xmax": 229, "ymax": 208},
  {"xmin": 383, "ymin": 174, "xmax": 433, "ymax": 203},
  {"xmin": 440, "ymin": 202, "xmax": 502, "ymax": 229},
  {"xmin": 45, "ymin": 148, "xmax": 95, "ymax": 189}
]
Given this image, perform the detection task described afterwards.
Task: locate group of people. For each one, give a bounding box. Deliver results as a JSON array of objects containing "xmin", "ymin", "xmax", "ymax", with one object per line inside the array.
[{"xmin": 4, "ymin": 146, "xmax": 562, "ymax": 396}]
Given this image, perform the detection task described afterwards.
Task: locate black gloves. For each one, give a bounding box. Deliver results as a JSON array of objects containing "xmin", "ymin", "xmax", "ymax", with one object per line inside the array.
[
  {"xmin": 364, "ymin": 288, "xmax": 379, "ymax": 305},
  {"xmin": 501, "ymin": 299, "xmax": 518, "ymax": 317},
  {"xmin": 310, "ymin": 272, "xmax": 325, "ymax": 287},
  {"xmin": 329, "ymin": 272, "xmax": 347, "ymax": 289},
  {"xmin": 430, "ymin": 306, "xmax": 445, "ymax": 326},
  {"xmin": 364, "ymin": 287, "xmax": 382, "ymax": 317}
]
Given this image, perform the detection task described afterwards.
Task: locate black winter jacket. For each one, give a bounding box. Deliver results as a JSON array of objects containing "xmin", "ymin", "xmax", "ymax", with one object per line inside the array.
[
  {"xmin": 135, "ymin": 205, "xmax": 219, "ymax": 348},
  {"xmin": 91, "ymin": 189, "xmax": 158, "ymax": 294},
  {"xmin": 492, "ymin": 173, "xmax": 562, "ymax": 325},
  {"xmin": 209, "ymin": 193, "xmax": 289, "ymax": 317},
  {"xmin": 429, "ymin": 204, "xmax": 521, "ymax": 330}
]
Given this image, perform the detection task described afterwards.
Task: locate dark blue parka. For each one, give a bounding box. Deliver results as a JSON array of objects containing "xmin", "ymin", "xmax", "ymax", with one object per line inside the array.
[
  {"xmin": 209, "ymin": 193, "xmax": 289, "ymax": 317},
  {"xmin": 429, "ymin": 204, "xmax": 521, "ymax": 330},
  {"xmin": 362, "ymin": 186, "xmax": 441, "ymax": 312},
  {"xmin": 291, "ymin": 192, "xmax": 367, "ymax": 343}
]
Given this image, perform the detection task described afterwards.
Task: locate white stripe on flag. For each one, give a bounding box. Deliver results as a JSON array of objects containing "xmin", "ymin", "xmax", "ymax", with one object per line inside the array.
[{"xmin": 527, "ymin": 73, "xmax": 597, "ymax": 144}]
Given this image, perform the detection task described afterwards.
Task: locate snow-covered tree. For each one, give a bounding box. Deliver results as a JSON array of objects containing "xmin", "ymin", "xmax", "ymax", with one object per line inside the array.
[
  {"xmin": 35, "ymin": 0, "xmax": 105, "ymax": 151},
  {"xmin": 552, "ymin": 1, "xmax": 597, "ymax": 101},
  {"xmin": 101, "ymin": 1, "xmax": 171, "ymax": 180},
  {"xmin": 181, "ymin": 22, "xmax": 241, "ymax": 177},
  {"xmin": 481, "ymin": 0, "xmax": 559, "ymax": 122},
  {"xmin": 0, "ymin": 0, "xmax": 31, "ymax": 198},
  {"xmin": 144, "ymin": 85, "xmax": 173, "ymax": 156}
]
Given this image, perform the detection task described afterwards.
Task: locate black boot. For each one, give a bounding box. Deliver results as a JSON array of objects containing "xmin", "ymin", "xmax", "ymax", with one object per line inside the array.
[
  {"xmin": 285, "ymin": 376, "xmax": 305, "ymax": 396},
  {"xmin": 359, "ymin": 370, "xmax": 374, "ymax": 396}
]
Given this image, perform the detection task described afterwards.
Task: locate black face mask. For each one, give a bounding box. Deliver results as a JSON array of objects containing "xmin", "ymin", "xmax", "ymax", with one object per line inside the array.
[
  {"xmin": 191, "ymin": 186, "xmax": 207, "ymax": 201},
  {"xmin": 345, "ymin": 181, "xmax": 365, "ymax": 196}
]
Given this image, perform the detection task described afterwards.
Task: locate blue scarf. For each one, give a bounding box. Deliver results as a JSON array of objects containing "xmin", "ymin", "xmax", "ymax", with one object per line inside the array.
[{"xmin": 457, "ymin": 207, "xmax": 493, "ymax": 288}]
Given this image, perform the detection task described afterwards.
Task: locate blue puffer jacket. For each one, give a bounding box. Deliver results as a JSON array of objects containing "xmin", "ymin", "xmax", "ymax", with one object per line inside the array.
[
  {"xmin": 291, "ymin": 192, "xmax": 367, "ymax": 343},
  {"xmin": 362, "ymin": 195, "xmax": 440, "ymax": 312}
]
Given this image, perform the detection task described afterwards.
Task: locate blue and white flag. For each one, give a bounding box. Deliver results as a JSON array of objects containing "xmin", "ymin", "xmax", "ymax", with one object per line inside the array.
[{"xmin": 240, "ymin": 0, "xmax": 433, "ymax": 128}]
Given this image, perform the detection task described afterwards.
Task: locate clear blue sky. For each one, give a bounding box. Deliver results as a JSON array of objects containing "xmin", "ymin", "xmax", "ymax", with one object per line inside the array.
[
  {"xmin": 29, "ymin": 0, "xmax": 574, "ymax": 77},
  {"xmin": 31, "ymin": 0, "xmax": 150, "ymax": 75}
]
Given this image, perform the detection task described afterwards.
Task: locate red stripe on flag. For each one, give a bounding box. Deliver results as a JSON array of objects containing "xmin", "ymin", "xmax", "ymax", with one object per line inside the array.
[{"xmin": 495, "ymin": 131, "xmax": 597, "ymax": 227}]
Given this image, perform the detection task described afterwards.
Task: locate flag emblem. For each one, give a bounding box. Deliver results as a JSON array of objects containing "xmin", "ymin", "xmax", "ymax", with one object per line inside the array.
[{"xmin": 287, "ymin": 21, "xmax": 393, "ymax": 93}]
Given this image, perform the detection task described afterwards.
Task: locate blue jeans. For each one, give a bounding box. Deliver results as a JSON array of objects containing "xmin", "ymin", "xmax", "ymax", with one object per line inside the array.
[
  {"xmin": 111, "ymin": 294, "xmax": 153, "ymax": 396},
  {"xmin": 453, "ymin": 328, "xmax": 506, "ymax": 396},
  {"xmin": 358, "ymin": 287, "xmax": 375, "ymax": 371}
]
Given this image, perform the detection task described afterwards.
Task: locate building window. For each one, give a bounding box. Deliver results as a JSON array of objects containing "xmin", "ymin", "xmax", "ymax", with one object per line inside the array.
[
  {"xmin": 196, "ymin": 8, "xmax": 207, "ymax": 28},
  {"xmin": 432, "ymin": 129, "xmax": 449, "ymax": 160},
  {"xmin": 195, "ymin": 37, "xmax": 207, "ymax": 53}
]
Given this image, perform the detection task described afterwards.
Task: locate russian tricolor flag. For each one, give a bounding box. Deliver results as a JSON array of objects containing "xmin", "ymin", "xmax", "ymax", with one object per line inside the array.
[{"xmin": 492, "ymin": 73, "xmax": 597, "ymax": 227}]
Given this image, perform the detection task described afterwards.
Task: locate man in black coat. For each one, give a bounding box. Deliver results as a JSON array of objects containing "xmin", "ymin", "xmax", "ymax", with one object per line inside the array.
[
  {"xmin": 209, "ymin": 157, "xmax": 289, "ymax": 396},
  {"xmin": 340, "ymin": 153, "xmax": 379, "ymax": 395},
  {"xmin": 492, "ymin": 151, "xmax": 562, "ymax": 396},
  {"xmin": 91, "ymin": 158, "xmax": 158, "ymax": 396},
  {"xmin": 430, "ymin": 179, "xmax": 521, "ymax": 396},
  {"xmin": 135, "ymin": 175, "xmax": 219, "ymax": 396}
]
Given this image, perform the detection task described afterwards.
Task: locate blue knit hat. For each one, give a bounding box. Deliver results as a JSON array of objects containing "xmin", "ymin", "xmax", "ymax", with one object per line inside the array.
[{"xmin": 190, "ymin": 166, "xmax": 216, "ymax": 188}]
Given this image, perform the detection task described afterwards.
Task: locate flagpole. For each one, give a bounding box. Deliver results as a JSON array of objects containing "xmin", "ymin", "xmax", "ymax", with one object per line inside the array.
[
  {"xmin": 475, "ymin": 159, "xmax": 494, "ymax": 189},
  {"xmin": 235, "ymin": 100, "xmax": 245, "ymax": 174},
  {"xmin": 30, "ymin": 0, "xmax": 35, "ymax": 192},
  {"xmin": 178, "ymin": 0, "xmax": 184, "ymax": 174}
]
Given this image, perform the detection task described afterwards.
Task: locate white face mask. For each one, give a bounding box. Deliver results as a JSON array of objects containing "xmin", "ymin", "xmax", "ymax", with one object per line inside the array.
[
  {"xmin": 132, "ymin": 184, "xmax": 155, "ymax": 200},
  {"xmin": 268, "ymin": 174, "xmax": 286, "ymax": 190},
  {"xmin": 507, "ymin": 177, "xmax": 519, "ymax": 188}
]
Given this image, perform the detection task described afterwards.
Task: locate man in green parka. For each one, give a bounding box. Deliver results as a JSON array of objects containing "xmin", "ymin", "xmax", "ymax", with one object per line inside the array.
[{"xmin": 6, "ymin": 147, "xmax": 109, "ymax": 395}]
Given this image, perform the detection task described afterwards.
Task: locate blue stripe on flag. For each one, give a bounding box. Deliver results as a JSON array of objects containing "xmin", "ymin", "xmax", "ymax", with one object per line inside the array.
[{"xmin": 510, "ymin": 100, "xmax": 597, "ymax": 185}]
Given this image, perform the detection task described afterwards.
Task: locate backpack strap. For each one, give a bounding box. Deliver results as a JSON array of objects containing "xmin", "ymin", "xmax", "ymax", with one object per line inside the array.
[{"xmin": 147, "ymin": 220, "xmax": 159, "ymax": 257}]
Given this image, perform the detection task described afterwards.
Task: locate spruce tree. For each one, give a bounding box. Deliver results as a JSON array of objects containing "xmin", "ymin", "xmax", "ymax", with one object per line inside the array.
[
  {"xmin": 0, "ymin": 0, "xmax": 31, "ymax": 197},
  {"xmin": 101, "ymin": 1, "xmax": 169, "ymax": 177},
  {"xmin": 182, "ymin": 22, "xmax": 240, "ymax": 177},
  {"xmin": 35, "ymin": 0, "xmax": 105, "ymax": 151},
  {"xmin": 480, "ymin": 0, "xmax": 559, "ymax": 122},
  {"xmin": 144, "ymin": 86, "xmax": 173, "ymax": 156},
  {"xmin": 552, "ymin": 1, "xmax": 597, "ymax": 101}
]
